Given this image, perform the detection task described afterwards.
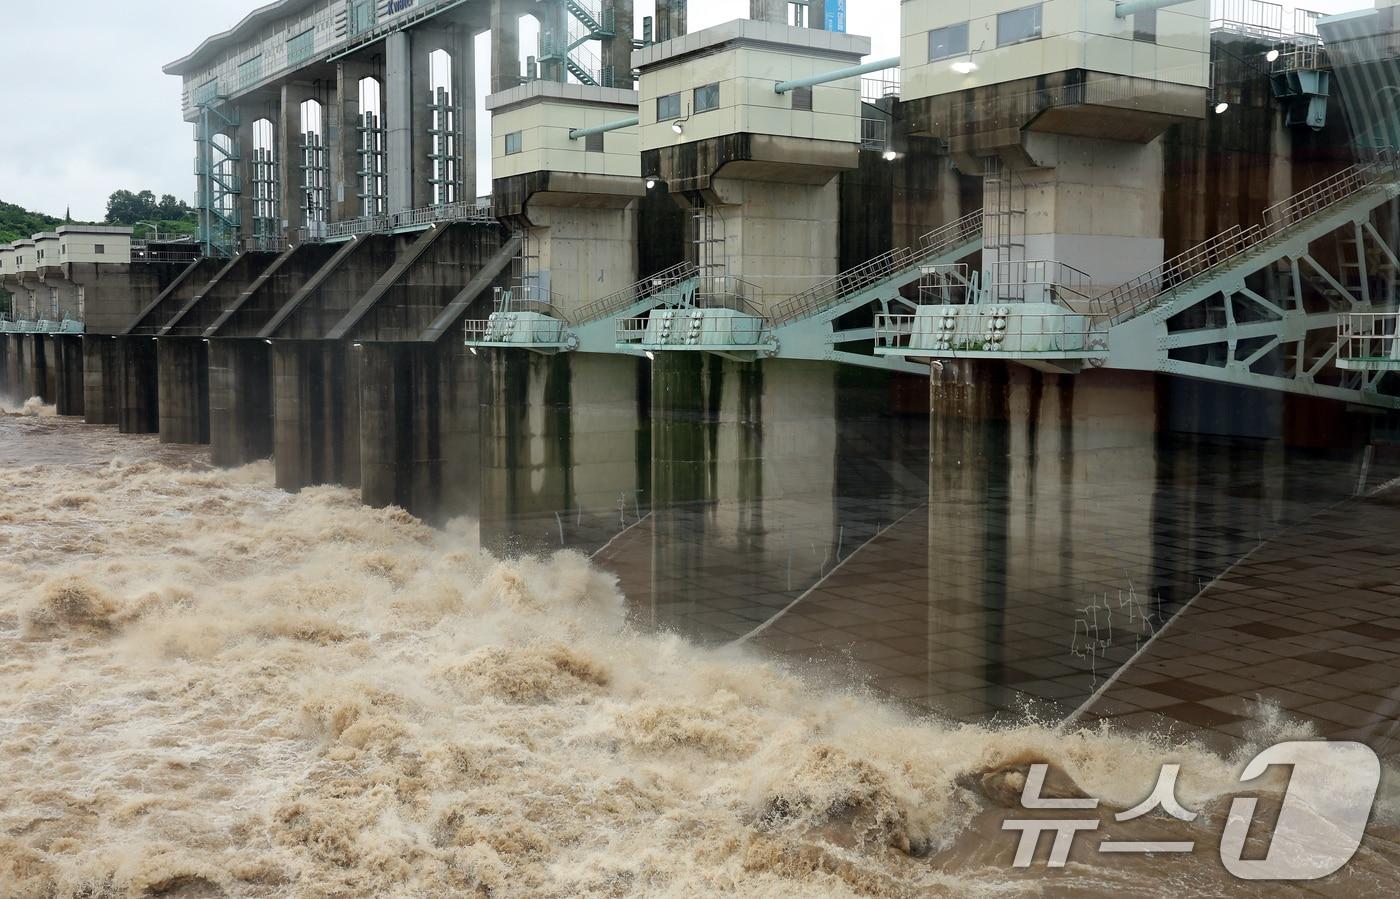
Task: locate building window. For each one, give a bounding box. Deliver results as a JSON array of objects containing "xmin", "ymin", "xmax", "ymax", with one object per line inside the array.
[
  {"xmin": 348, "ymin": 0, "xmax": 377, "ymax": 36},
  {"xmin": 585, "ymin": 132, "xmax": 604, "ymax": 152},
  {"xmin": 94, "ymin": 244, "xmax": 105, "ymax": 255},
  {"xmin": 997, "ymin": 4, "xmax": 1043, "ymax": 47},
  {"xmin": 929, "ymin": 23, "xmax": 969, "ymax": 61},
  {"xmin": 194, "ymin": 78, "xmax": 220, "ymax": 105},
  {"xmin": 287, "ymin": 29, "xmax": 316, "ymax": 66},
  {"xmin": 791, "ymin": 86, "xmax": 813, "ymax": 111},
  {"xmin": 237, "ymin": 55, "xmax": 262, "ymax": 87},
  {"xmin": 657, "ymin": 92, "xmax": 681, "ymax": 122},
  {"xmin": 1134, "ymin": 9, "xmax": 1158, "ymax": 43},
  {"xmin": 505, "ymin": 131, "xmax": 523, "ymax": 155},
  {"xmin": 694, "ymin": 83, "xmax": 720, "ymax": 113}
]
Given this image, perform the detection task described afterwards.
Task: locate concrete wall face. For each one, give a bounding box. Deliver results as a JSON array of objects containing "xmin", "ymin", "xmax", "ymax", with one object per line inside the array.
[
  {"xmin": 706, "ymin": 176, "xmax": 841, "ymax": 300},
  {"xmin": 157, "ymin": 338, "xmax": 212, "ymax": 445},
  {"xmin": 1002, "ymin": 133, "xmax": 1166, "ymax": 293},
  {"xmin": 527, "ymin": 201, "xmax": 639, "ymax": 316}
]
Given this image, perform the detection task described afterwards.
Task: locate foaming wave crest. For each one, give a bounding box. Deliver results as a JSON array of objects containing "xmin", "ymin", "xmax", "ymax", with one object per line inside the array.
[
  {"xmin": 1, "ymin": 443, "xmax": 1398, "ymax": 897},
  {"xmin": 0, "ymin": 395, "xmax": 55, "ymax": 417}
]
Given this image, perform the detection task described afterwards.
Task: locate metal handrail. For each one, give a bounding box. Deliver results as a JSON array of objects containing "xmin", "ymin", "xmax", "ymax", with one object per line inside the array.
[
  {"xmin": 1096, "ymin": 153, "xmax": 1400, "ymax": 324},
  {"xmin": 617, "ymin": 310, "xmax": 768, "ymax": 348},
  {"xmin": 1338, "ymin": 312, "xmax": 1400, "ymax": 366},
  {"xmin": 465, "ymin": 315, "xmax": 569, "ymax": 344},
  {"xmin": 875, "ymin": 310, "xmax": 1098, "ymax": 356},
  {"xmin": 769, "ymin": 210, "xmax": 983, "ymax": 326},
  {"xmin": 695, "ymin": 276, "xmax": 766, "ymax": 318},
  {"xmin": 574, "ymin": 262, "xmax": 697, "ymax": 323}
]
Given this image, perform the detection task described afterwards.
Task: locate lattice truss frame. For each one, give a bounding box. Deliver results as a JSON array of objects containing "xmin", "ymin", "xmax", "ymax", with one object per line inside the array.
[{"xmin": 1107, "ymin": 193, "xmax": 1400, "ymax": 409}]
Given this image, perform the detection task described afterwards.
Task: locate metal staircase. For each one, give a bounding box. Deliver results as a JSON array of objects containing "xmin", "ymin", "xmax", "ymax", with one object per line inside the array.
[
  {"xmin": 768, "ymin": 211, "xmax": 984, "ymax": 328},
  {"xmin": 540, "ymin": 0, "xmax": 619, "ymax": 87},
  {"xmin": 195, "ymin": 95, "xmax": 241, "ymax": 259},
  {"xmin": 1098, "ymin": 151, "xmax": 1400, "ymax": 408}
]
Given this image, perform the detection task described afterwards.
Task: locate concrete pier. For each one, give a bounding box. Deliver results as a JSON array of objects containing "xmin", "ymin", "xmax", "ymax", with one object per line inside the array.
[
  {"xmin": 83, "ymin": 337, "xmax": 122, "ymax": 425},
  {"xmin": 156, "ymin": 337, "xmax": 211, "ymax": 445},
  {"xmin": 208, "ymin": 340, "xmax": 273, "ymax": 467},
  {"xmin": 117, "ymin": 336, "xmax": 160, "ymax": 434},
  {"xmin": 358, "ymin": 341, "xmax": 480, "ymax": 525},
  {"xmin": 52, "ymin": 335, "xmax": 84, "ymax": 417},
  {"xmin": 272, "ymin": 340, "xmax": 361, "ymax": 492}
]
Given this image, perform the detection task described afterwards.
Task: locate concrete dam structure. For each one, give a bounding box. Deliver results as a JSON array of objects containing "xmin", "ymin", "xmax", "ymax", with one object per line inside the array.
[{"xmin": 2, "ymin": 0, "xmax": 1399, "ymax": 543}]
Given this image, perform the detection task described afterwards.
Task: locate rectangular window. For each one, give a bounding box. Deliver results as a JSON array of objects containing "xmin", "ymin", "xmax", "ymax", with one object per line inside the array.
[
  {"xmin": 657, "ymin": 92, "xmax": 681, "ymax": 122},
  {"xmin": 791, "ymin": 86, "xmax": 813, "ymax": 111},
  {"xmin": 694, "ymin": 83, "xmax": 720, "ymax": 113},
  {"xmin": 585, "ymin": 132, "xmax": 604, "ymax": 153},
  {"xmin": 505, "ymin": 131, "xmax": 523, "ymax": 155},
  {"xmin": 287, "ymin": 29, "xmax": 316, "ymax": 67},
  {"xmin": 194, "ymin": 78, "xmax": 220, "ymax": 105},
  {"xmin": 1134, "ymin": 9, "xmax": 1158, "ymax": 43},
  {"xmin": 94, "ymin": 244, "xmax": 105, "ymax": 255},
  {"xmin": 997, "ymin": 4, "xmax": 1043, "ymax": 47},
  {"xmin": 929, "ymin": 23, "xmax": 970, "ymax": 61},
  {"xmin": 348, "ymin": 0, "xmax": 377, "ymax": 36},
  {"xmin": 238, "ymin": 55, "xmax": 262, "ymax": 87}
]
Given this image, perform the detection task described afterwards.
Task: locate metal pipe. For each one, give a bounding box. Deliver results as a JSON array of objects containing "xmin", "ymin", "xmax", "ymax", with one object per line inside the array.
[
  {"xmin": 568, "ymin": 116, "xmax": 640, "ymax": 140},
  {"xmin": 774, "ymin": 56, "xmax": 900, "ymax": 94},
  {"xmin": 1114, "ymin": 0, "xmax": 1192, "ymax": 17}
]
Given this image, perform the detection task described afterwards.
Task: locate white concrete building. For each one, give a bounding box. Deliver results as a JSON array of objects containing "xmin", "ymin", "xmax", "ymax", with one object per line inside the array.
[
  {"xmin": 57, "ymin": 225, "xmax": 134, "ymax": 266},
  {"xmin": 635, "ymin": 19, "xmax": 868, "ymax": 154},
  {"xmin": 901, "ymin": 0, "xmax": 1211, "ymax": 102}
]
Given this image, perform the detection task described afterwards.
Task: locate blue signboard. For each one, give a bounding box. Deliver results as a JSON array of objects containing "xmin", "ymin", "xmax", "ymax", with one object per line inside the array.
[{"xmin": 824, "ymin": 0, "xmax": 847, "ymax": 34}]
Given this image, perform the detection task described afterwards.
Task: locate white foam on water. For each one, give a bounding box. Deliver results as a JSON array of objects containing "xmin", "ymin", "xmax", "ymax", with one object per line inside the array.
[{"xmin": 1, "ymin": 427, "xmax": 1396, "ymax": 897}]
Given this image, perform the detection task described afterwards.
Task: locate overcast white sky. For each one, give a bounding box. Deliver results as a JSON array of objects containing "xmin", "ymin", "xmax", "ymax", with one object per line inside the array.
[{"xmin": 0, "ymin": 0, "xmax": 1373, "ymax": 221}]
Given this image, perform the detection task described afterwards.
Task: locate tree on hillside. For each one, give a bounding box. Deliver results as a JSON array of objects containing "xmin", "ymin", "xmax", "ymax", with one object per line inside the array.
[
  {"xmin": 0, "ymin": 200, "xmax": 61, "ymax": 244},
  {"xmin": 105, "ymin": 189, "xmax": 161, "ymax": 225}
]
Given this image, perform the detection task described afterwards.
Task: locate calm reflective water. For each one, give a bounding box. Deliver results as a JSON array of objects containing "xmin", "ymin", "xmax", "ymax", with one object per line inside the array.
[{"xmin": 477, "ymin": 352, "xmax": 1396, "ymax": 726}]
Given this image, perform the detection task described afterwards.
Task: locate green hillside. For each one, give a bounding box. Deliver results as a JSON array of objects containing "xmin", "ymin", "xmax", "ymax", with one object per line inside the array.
[{"xmin": 0, "ymin": 200, "xmax": 61, "ymax": 245}]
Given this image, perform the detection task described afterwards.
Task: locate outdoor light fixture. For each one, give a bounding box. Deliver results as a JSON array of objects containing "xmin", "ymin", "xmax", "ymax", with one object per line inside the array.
[
  {"xmin": 644, "ymin": 350, "xmax": 656, "ymax": 361},
  {"xmin": 1215, "ymin": 101, "xmax": 1230, "ymax": 114},
  {"xmin": 671, "ymin": 121, "xmax": 684, "ymax": 135},
  {"xmin": 1266, "ymin": 49, "xmax": 1281, "ymax": 63},
  {"xmin": 883, "ymin": 150, "xmax": 898, "ymax": 162},
  {"xmin": 470, "ymin": 347, "xmax": 478, "ymax": 356},
  {"xmin": 646, "ymin": 178, "xmax": 658, "ymax": 189},
  {"xmin": 951, "ymin": 59, "xmax": 978, "ymax": 75},
  {"xmin": 265, "ymin": 339, "xmax": 273, "ymax": 345}
]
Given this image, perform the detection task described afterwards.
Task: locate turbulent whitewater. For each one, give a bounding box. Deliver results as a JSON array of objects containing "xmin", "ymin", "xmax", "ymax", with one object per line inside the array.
[{"xmin": 1, "ymin": 407, "xmax": 1397, "ymax": 898}]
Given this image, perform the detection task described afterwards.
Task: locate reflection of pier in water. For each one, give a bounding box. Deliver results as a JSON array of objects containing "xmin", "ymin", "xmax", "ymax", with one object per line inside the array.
[{"xmin": 479, "ymin": 352, "xmax": 1389, "ymax": 723}]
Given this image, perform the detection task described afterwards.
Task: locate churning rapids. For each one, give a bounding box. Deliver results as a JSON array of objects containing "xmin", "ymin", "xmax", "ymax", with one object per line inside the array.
[{"xmin": 2, "ymin": 396, "xmax": 1399, "ymax": 898}]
